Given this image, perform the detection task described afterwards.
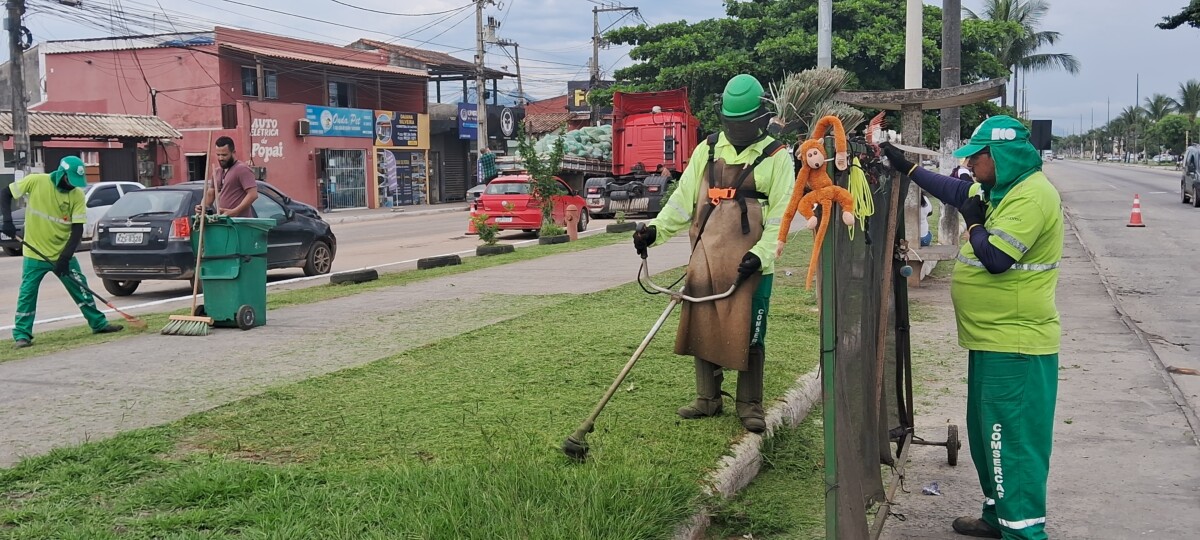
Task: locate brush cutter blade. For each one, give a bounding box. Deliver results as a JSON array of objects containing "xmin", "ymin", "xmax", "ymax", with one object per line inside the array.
[{"xmin": 562, "ymin": 435, "xmax": 589, "ymax": 462}]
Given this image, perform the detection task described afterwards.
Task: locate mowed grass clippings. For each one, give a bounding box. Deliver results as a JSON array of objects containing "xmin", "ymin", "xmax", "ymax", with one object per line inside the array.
[
  {"xmin": 1, "ymin": 234, "xmax": 823, "ymax": 538},
  {"xmin": 0, "ymin": 232, "xmax": 628, "ymax": 365}
]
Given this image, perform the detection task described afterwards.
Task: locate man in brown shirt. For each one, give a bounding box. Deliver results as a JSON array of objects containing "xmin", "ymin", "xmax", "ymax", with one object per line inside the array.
[{"xmin": 198, "ymin": 136, "xmax": 258, "ymax": 217}]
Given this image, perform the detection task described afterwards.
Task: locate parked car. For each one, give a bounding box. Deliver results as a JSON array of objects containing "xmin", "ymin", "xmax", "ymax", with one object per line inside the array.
[
  {"xmin": 469, "ymin": 174, "xmax": 589, "ymax": 234},
  {"xmin": 1181, "ymin": 146, "xmax": 1200, "ymax": 208},
  {"xmin": 0, "ymin": 180, "xmax": 144, "ymax": 256},
  {"xmin": 90, "ymin": 182, "xmax": 336, "ymax": 296},
  {"xmin": 259, "ymin": 181, "xmax": 321, "ymax": 220}
]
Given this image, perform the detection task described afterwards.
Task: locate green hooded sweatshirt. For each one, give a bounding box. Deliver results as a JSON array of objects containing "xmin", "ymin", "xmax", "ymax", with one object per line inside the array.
[{"xmin": 953, "ymin": 115, "xmax": 1044, "ymax": 206}]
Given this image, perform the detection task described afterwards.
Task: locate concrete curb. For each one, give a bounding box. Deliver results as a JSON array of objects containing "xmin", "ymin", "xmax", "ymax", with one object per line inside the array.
[
  {"xmin": 673, "ymin": 369, "xmax": 823, "ymax": 540},
  {"xmin": 321, "ymin": 205, "xmax": 469, "ymax": 225}
]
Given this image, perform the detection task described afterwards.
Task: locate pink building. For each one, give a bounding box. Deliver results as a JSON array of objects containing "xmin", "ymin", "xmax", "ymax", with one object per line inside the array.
[{"xmin": 25, "ymin": 27, "xmax": 434, "ymax": 209}]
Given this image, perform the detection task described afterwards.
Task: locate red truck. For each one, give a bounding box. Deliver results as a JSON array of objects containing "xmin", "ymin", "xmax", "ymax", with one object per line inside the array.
[{"xmin": 582, "ymin": 88, "xmax": 701, "ymax": 218}]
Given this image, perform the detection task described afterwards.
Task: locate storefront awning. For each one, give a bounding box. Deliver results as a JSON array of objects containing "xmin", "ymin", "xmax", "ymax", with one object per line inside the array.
[
  {"xmin": 0, "ymin": 110, "xmax": 182, "ymax": 139},
  {"xmin": 221, "ymin": 43, "xmax": 426, "ymax": 78}
]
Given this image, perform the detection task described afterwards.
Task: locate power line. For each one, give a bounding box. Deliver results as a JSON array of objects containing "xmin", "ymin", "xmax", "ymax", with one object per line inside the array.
[{"xmin": 327, "ymin": 0, "xmax": 473, "ymax": 17}]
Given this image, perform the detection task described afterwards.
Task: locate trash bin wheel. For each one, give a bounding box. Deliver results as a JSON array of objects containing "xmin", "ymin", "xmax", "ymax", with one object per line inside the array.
[
  {"xmin": 947, "ymin": 424, "xmax": 961, "ymax": 466},
  {"xmin": 194, "ymin": 304, "xmax": 206, "ymax": 317},
  {"xmin": 236, "ymin": 304, "xmax": 256, "ymax": 330}
]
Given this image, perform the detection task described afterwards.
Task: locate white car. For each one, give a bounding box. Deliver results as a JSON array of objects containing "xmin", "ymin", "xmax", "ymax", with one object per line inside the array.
[
  {"xmin": 0, "ymin": 181, "xmax": 144, "ymax": 256},
  {"xmin": 81, "ymin": 181, "xmax": 144, "ymax": 240}
]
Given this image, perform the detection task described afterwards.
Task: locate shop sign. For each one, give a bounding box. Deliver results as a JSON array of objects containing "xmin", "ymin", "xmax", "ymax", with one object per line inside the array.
[
  {"xmin": 250, "ymin": 117, "xmax": 284, "ymax": 163},
  {"xmin": 458, "ymin": 103, "xmax": 478, "ymax": 140},
  {"xmin": 375, "ymin": 111, "xmax": 421, "ymax": 147},
  {"xmin": 305, "ymin": 105, "xmax": 374, "ymax": 138}
]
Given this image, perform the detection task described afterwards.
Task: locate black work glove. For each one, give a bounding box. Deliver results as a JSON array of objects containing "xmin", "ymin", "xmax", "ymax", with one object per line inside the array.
[
  {"xmin": 879, "ymin": 142, "xmax": 916, "ymax": 175},
  {"xmin": 737, "ymin": 252, "xmax": 762, "ymax": 282},
  {"xmin": 52, "ymin": 256, "xmax": 72, "ymax": 277},
  {"xmin": 632, "ymin": 224, "xmax": 657, "ymax": 258},
  {"xmin": 957, "ymin": 194, "xmax": 987, "ymax": 229},
  {"xmin": 1, "ymin": 220, "xmax": 14, "ymax": 239}
]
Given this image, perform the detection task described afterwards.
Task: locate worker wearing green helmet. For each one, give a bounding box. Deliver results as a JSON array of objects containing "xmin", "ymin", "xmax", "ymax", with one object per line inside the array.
[{"xmin": 633, "ymin": 73, "xmax": 794, "ymax": 433}]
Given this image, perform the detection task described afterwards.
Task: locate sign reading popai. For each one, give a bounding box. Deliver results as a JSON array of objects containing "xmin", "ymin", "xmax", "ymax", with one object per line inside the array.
[{"xmin": 250, "ymin": 117, "xmax": 284, "ymax": 163}]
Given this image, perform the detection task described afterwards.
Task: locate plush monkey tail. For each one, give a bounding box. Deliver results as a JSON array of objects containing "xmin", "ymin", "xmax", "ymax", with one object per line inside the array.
[{"xmin": 805, "ymin": 199, "xmax": 835, "ymax": 290}]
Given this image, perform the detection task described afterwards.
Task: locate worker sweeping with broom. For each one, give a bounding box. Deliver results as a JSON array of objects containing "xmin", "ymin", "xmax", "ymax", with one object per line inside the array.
[
  {"xmin": 632, "ymin": 74, "xmax": 794, "ymax": 433},
  {"xmin": 1, "ymin": 156, "xmax": 124, "ymax": 348}
]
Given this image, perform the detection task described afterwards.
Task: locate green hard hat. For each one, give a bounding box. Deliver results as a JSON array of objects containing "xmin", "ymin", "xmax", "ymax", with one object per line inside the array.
[{"xmin": 721, "ymin": 74, "xmax": 765, "ymax": 120}]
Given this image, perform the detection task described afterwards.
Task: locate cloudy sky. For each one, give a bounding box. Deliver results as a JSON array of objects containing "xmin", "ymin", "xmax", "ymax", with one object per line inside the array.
[{"xmin": 10, "ymin": 1, "xmax": 1197, "ymax": 136}]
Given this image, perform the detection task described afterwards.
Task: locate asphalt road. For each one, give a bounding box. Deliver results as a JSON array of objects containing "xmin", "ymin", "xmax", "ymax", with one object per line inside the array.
[
  {"xmin": 0, "ymin": 209, "xmax": 614, "ymax": 334},
  {"xmin": 1047, "ymin": 159, "xmax": 1200, "ymax": 419}
]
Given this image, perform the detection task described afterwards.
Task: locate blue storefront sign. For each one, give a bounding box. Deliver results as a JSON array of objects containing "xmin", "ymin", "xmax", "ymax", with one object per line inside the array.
[
  {"xmin": 305, "ymin": 105, "xmax": 374, "ymax": 138},
  {"xmin": 457, "ymin": 103, "xmax": 478, "ymax": 140}
]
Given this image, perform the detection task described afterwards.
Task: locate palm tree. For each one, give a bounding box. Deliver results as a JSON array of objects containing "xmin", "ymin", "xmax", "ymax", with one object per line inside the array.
[
  {"xmin": 1177, "ymin": 79, "xmax": 1200, "ymax": 118},
  {"xmin": 965, "ymin": 0, "xmax": 1081, "ymax": 113},
  {"xmin": 1144, "ymin": 93, "xmax": 1178, "ymax": 122}
]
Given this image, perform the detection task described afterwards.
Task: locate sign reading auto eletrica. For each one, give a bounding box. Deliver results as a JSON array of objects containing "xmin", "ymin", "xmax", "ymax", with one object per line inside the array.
[{"xmin": 305, "ymin": 105, "xmax": 374, "ymax": 138}]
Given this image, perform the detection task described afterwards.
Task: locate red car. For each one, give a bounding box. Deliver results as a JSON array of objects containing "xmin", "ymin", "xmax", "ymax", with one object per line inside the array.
[{"xmin": 469, "ymin": 174, "xmax": 590, "ymax": 234}]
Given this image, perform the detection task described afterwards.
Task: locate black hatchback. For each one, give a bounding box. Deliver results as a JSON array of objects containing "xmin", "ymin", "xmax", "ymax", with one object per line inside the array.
[{"xmin": 90, "ymin": 182, "xmax": 337, "ymax": 296}]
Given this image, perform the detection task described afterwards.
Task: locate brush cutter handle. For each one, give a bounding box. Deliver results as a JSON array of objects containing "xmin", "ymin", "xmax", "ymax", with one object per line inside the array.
[{"xmin": 639, "ymin": 258, "xmax": 739, "ymax": 303}]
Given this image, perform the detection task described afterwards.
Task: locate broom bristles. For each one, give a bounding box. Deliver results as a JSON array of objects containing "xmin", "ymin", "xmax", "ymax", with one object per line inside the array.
[{"xmin": 161, "ymin": 315, "xmax": 213, "ymax": 336}]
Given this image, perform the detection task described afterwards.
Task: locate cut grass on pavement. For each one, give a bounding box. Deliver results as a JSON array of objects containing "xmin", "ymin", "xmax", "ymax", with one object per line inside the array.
[
  {"xmin": 1, "ymin": 234, "xmax": 826, "ymax": 538},
  {"xmin": 0, "ymin": 232, "xmax": 627, "ymax": 365}
]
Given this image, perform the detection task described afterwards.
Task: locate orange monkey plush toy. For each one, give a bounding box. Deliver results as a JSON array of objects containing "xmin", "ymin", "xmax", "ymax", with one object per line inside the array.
[{"xmin": 775, "ymin": 115, "xmax": 856, "ymax": 289}]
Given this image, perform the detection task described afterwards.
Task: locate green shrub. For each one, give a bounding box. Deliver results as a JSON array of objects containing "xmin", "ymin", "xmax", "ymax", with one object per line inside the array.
[{"xmin": 471, "ymin": 214, "xmax": 500, "ymax": 245}]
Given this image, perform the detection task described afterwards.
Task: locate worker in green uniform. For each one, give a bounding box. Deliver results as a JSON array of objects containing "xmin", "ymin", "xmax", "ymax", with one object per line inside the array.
[
  {"xmin": 880, "ymin": 115, "xmax": 1063, "ymax": 540},
  {"xmin": 1, "ymin": 156, "xmax": 123, "ymax": 348},
  {"xmin": 633, "ymin": 74, "xmax": 794, "ymax": 433}
]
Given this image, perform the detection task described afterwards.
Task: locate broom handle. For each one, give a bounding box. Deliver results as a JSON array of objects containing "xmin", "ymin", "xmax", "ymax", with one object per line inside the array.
[{"xmin": 189, "ymin": 132, "xmax": 214, "ymax": 316}]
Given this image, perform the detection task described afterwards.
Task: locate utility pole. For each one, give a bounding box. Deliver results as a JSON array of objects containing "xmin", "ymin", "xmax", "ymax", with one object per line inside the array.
[
  {"xmin": 817, "ymin": 0, "xmax": 832, "ymax": 69},
  {"xmin": 591, "ymin": 4, "xmax": 638, "ymax": 126},
  {"xmin": 6, "ymin": 0, "xmax": 31, "ymax": 175},
  {"xmin": 474, "ymin": 0, "xmax": 493, "ymax": 149},
  {"xmin": 938, "ymin": 0, "xmax": 962, "ymax": 244},
  {"xmin": 486, "ymin": 16, "xmax": 524, "ymax": 106}
]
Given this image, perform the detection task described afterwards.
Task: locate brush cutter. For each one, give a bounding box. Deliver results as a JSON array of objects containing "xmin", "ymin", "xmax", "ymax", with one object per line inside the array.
[
  {"xmin": 14, "ymin": 236, "xmax": 148, "ymax": 330},
  {"xmin": 562, "ymin": 227, "xmax": 745, "ymax": 462}
]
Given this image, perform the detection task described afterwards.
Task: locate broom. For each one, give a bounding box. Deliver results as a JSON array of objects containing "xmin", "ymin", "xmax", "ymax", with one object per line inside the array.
[{"xmin": 162, "ymin": 132, "xmax": 215, "ymax": 336}]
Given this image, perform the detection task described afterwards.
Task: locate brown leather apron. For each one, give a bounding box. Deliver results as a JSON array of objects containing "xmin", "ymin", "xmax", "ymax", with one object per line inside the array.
[{"xmin": 674, "ymin": 158, "xmax": 764, "ymax": 371}]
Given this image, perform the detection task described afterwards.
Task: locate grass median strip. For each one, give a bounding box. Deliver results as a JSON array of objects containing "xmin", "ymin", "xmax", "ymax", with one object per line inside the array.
[
  {"xmin": 0, "ymin": 232, "xmax": 628, "ymax": 364},
  {"xmin": 1, "ymin": 236, "xmax": 825, "ymax": 538}
]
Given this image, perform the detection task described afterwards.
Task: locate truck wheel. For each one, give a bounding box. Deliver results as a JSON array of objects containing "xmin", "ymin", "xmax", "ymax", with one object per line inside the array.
[{"xmin": 102, "ymin": 279, "xmax": 140, "ymax": 296}]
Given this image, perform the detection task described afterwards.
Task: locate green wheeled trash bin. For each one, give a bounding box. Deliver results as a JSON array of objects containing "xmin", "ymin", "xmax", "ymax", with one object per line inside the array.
[{"xmin": 193, "ymin": 215, "xmax": 275, "ymax": 330}]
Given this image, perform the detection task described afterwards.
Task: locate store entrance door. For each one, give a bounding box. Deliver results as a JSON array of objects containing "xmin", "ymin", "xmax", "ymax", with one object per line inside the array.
[{"xmin": 322, "ymin": 149, "xmax": 367, "ymax": 209}]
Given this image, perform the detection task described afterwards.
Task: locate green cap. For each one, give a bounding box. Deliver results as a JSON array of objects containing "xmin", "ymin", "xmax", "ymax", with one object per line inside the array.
[
  {"xmin": 51, "ymin": 156, "xmax": 88, "ymax": 189},
  {"xmin": 721, "ymin": 74, "xmax": 765, "ymax": 120},
  {"xmin": 954, "ymin": 115, "xmax": 1030, "ymax": 158}
]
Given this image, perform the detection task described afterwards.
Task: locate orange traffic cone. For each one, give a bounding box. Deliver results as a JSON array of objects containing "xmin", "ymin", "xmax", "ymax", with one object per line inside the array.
[{"xmin": 1126, "ymin": 194, "xmax": 1146, "ymax": 227}]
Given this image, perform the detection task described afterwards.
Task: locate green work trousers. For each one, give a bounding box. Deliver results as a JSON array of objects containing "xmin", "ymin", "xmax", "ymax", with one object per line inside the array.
[
  {"xmin": 749, "ymin": 273, "xmax": 773, "ymax": 349},
  {"xmin": 13, "ymin": 256, "xmax": 109, "ymax": 342},
  {"xmin": 967, "ymin": 350, "xmax": 1059, "ymax": 540}
]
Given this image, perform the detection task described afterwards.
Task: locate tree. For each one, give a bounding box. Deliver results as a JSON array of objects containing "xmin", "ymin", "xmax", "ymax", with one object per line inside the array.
[
  {"xmin": 1158, "ymin": 0, "xmax": 1200, "ymax": 29},
  {"xmin": 1147, "ymin": 114, "xmax": 1197, "ymax": 155},
  {"xmin": 965, "ymin": 0, "xmax": 1081, "ymax": 111},
  {"xmin": 1177, "ymin": 80, "xmax": 1200, "ymax": 118},
  {"xmin": 1144, "ymin": 93, "xmax": 1178, "ymax": 122},
  {"xmin": 596, "ymin": 0, "xmax": 1013, "ymax": 135},
  {"xmin": 516, "ymin": 126, "xmax": 567, "ymax": 233}
]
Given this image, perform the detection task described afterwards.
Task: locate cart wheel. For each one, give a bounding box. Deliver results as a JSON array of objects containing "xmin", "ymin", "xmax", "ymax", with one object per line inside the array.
[
  {"xmin": 947, "ymin": 424, "xmax": 961, "ymax": 466},
  {"xmin": 236, "ymin": 305, "xmax": 256, "ymax": 330}
]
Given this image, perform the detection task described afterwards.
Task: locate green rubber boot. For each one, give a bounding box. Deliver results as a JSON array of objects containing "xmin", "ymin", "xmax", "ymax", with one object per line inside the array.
[
  {"xmin": 677, "ymin": 358, "xmax": 724, "ymax": 419},
  {"xmin": 736, "ymin": 347, "xmax": 766, "ymax": 433}
]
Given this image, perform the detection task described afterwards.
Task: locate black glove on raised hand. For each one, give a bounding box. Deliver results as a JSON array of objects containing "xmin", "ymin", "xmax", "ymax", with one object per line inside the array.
[
  {"xmin": 632, "ymin": 224, "xmax": 657, "ymax": 258},
  {"xmin": 879, "ymin": 142, "xmax": 916, "ymax": 175},
  {"xmin": 1, "ymin": 220, "xmax": 15, "ymax": 239},
  {"xmin": 52, "ymin": 256, "xmax": 72, "ymax": 277},
  {"xmin": 737, "ymin": 252, "xmax": 762, "ymax": 281},
  {"xmin": 957, "ymin": 194, "xmax": 987, "ymax": 229}
]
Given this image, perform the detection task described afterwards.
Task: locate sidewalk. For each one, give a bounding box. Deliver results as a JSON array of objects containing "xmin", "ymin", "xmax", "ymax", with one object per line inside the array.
[
  {"xmin": 881, "ymin": 217, "xmax": 1200, "ymax": 539},
  {"xmin": 0, "ymin": 237, "xmax": 692, "ymax": 466},
  {"xmin": 318, "ymin": 201, "xmax": 470, "ymax": 225}
]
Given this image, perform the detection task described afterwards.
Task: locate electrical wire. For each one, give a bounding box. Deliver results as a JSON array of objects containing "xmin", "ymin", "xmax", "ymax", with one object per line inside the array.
[{"xmin": 327, "ymin": 0, "xmax": 473, "ymax": 17}]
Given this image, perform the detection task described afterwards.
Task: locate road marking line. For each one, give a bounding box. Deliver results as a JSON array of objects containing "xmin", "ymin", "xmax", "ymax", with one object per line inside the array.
[{"xmin": 1148, "ymin": 191, "xmax": 1168, "ymax": 195}]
